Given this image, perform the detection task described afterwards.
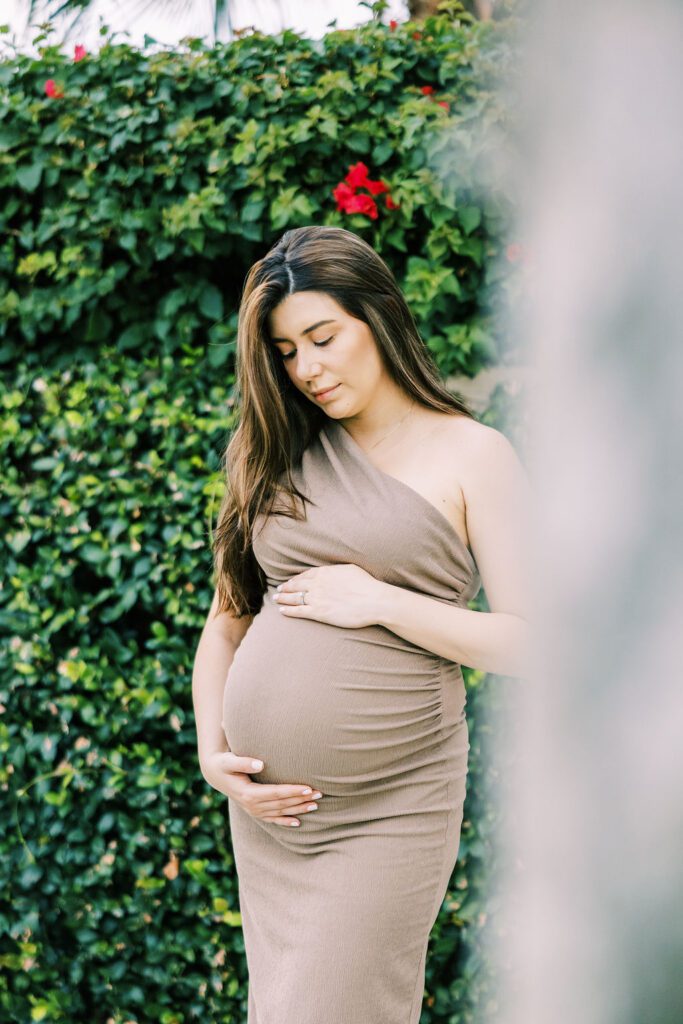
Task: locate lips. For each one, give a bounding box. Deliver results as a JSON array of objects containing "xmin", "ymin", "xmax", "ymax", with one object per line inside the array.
[{"xmin": 313, "ymin": 384, "xmax": 340, "ymax": 399}]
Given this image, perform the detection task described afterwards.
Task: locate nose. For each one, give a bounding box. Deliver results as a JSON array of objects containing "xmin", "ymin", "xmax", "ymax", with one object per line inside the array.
[{"xmin": 292, "ymin": 351, "xmax": 323, "ymax": 383}]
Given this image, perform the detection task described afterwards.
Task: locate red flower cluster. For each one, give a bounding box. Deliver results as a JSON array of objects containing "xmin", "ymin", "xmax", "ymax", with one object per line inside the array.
[
  {"xmin": 420, "ymin": 84, "xmax": 451, "ymax": 112},
  {"xmin": 389, "ymin": 20, "xmax": 398, "ymax": 31},
  {"xmin": 44, "ymin": 45, "xmax": 87, "ymax": 99},
  {"xmin": 332, "ymin": 162, "xmax": 399, "ymax": 220}
]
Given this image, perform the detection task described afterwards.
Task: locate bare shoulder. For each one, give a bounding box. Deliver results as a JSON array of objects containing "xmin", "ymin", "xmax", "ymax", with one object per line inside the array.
[
  {"xmin": 449, "ymin": 414, "xmax": 521, "ymax": 461},
  {"xmin": 417, "ymin": 411, "xmax": 514, "ymax": 511},
  {"xmin": 446, "ymin": 414, "xmax": 531, "ymax": 518},
  {"xmin": 432, "ymin": 412, "xmax": 517, "ymax": 481},
  {"xmin": 440, "ymin": 413, "xmax": 529, "ymax": 510}
]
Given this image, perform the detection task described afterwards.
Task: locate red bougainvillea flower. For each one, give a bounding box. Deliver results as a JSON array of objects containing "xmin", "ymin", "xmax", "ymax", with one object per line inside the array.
[
  {"xmin": 332, "ymin": 162, "xmax": 399, "ymax": 219},
  {"xmin": 412, "ymin": 31, "xmax": 422, "ymax": 40},
  {"xmin": 437, "ymin": 100, "xmax": 450, "ymax": 111},
  {"xmin": 73, "ymin": 44, "xmax": 87, "ymax": 62},
  {"xmin": 420, "ymin": 85, "xmax": 435, "ymax": 96},
  {"xmin": 44, "ymin": 79, "xmax": 64, "ymax": 99},
  {"xmin": 344, "ymin": 162, "xmax": 388, "ymax": 195},
  {"xmin": 344, "ymin": 161, "xmax": 371, "ymax": 189},
  {"xmin": 364, "ymin": 178, "xmax": 389, "ymax": 196},
  {"xmin": 389, "ymin": 19, "xmax": 398, "ymax": 31},
  {"xmin": 506, "ymin": 243, "xmax": 525, "ymax": 263},
  {"xmin": 344, "ymin": 193, "xmax": 378, "ymax": 220},
  {"xmin": 332, "ymin": 181, "xmax": 356, "ymax": 210}
]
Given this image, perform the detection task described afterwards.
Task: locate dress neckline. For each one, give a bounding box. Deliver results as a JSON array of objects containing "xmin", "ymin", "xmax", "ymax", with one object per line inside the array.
[{"xmin": 322, "ymin": 419, "xmax": 478, "ymax": 578}]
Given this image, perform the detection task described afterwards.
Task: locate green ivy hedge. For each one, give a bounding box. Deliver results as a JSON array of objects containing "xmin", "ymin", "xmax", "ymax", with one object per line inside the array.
[
  {"xmin": 2, "ymin": 350, "xmax": 515, "ymax": 1023},
  {"xmin": 1, "ymin": 3, "xmax": 522, "ymax": 1021},
  {"xmin": 0, "ymin": 2, "xmax": 521, "ymax": 378}
]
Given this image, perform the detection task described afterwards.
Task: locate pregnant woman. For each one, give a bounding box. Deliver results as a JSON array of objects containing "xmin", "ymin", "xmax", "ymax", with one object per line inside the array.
[{"xmin": 192, "ymin": 225, "xmax": 531, "ymax": 1023}]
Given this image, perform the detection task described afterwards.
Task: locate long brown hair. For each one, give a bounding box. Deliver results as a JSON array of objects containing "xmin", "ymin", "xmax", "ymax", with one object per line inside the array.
[{"xmin": 212, "ymin": 224, "xmax": 476, "ymax": 618}]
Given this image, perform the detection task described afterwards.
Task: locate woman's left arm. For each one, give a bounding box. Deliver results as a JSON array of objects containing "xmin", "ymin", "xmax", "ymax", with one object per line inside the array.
[{"xmin": 374, "ymin": 424, "xmax": 533, "ymax": 678}]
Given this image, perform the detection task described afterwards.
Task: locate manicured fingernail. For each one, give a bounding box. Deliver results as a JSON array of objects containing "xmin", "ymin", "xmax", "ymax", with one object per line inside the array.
[
  {"xmin": 252, "ymin": 760, "xmax": 263, "ymax": 770},
  {"xmin": 302, "ymin": 788, "xmax": 312, "ymax": 795},
  {"xmin": 290, "ymin": 820, "xmax": 300, "ymax": 827}
]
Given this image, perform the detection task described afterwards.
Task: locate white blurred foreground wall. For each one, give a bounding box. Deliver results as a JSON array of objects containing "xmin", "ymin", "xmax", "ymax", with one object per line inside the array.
[{"xmin": 485, "ymin": 2, "xmax": 683, "ymax": 1023}]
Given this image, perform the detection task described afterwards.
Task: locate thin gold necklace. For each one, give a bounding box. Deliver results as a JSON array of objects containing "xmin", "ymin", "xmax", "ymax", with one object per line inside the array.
[{"xmin": 366, "ymin": 400, "xmax": 417, "ymax": 451}]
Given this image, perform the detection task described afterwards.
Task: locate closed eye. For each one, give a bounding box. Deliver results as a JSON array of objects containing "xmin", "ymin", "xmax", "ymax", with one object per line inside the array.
[{"xmin": 281, "ymin": 336, "xmax": 334, "ymax": 361}]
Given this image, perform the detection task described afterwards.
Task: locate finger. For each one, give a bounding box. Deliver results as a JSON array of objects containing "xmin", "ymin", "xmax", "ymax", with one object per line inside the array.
[
  {"xmin": 225, "ymin": 753, "xmax": 264, "ymax": 774},
  {"xmin": 258, "ymin": 796, "xmax": 320, "ymax": 813},
  {"xmin": 275, "ymin": 591, "xmax": 309, "ymax": 605},
  {"xmin": 259, "ymin": 784, "xmax": 319, "ymax": 801},
  {"xmin": 278, "ymin": 569, "xmax": 313, "ymax": 590},
  {"xmin": 275, "ymin": 791, "xmax": 322, "ymax": 807},
  {"xmin": 275, "ymin": 595, "xmax": 310, "ymax": 614},
  {"xmin": 253, "ymin": 791, "xmax": 321, "ymax": 811},
  {"xmin": 264, "ymin": 816, "xmax": 302, "ymax": 828}
]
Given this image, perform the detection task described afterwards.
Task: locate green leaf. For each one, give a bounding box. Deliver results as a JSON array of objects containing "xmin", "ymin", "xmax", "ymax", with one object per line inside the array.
[
  {"xmin": 117, "ymin": 324, "xmax": 147, "ymax": 350},
  {"xmin": 372, "ymin": 140, "xmax": 393, "ymax": 164},
  {"xmin": 80, "ymin": 543, "xmax": 107, "ymax": 565},
  {"xmin": 100, "ymin": 585, "xmax": 139, "ymax": 622},
  {"xmin": 7, "ymin": 530, "xmax": 30, "ymax": 553},
  {"xmin": 208, "ymin": 343, "xmax": 231, "ymax": 368},
  {"xmin": 459, "ymin": 205, "xmax": 481, "ymax": 235},
  {"xmin": 16, "ymin": 163, "xmax": 43, "ymax": 193},
  {"xmin": 84, "ymin": 307, "xmax": 113, "ymax": 343},
  {"xmin": 199, "ymin": 284, "xmax": 223, "ymax": 320},
  {"xmin": 61, "ymin": 659, "xmax": 87, "ymax": 681},
  {"xmin": 241, "ymin": 198, "xmax": 266, "ymax": 223},
  {"xmin": 0, "ymin": 124, "xmax": 21, "ymax": 150},
  {"xmin": 138, "ymin": 769, "xmax": 166, "ymax": 788}
]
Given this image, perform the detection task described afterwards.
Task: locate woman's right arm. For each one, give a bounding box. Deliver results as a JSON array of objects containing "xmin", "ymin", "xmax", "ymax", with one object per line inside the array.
[
  {"xmin": 192, "ymin": 585, "xmax": 324, "ymax": 827},
  {"xmin": 191, "ymin": 587, "xmax": 253, "ymax": 780}
]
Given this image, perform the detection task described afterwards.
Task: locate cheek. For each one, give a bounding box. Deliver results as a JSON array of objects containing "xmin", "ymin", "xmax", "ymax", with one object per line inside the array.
[{"xmin": 345, "ymin": 335, "xmax": 380, "ymax": 376}]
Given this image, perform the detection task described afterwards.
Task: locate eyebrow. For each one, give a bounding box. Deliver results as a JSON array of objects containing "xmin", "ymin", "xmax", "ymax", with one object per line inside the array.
[{"xmin": 270, "ymin": 319, "xmax": 337, "ymax": 344}]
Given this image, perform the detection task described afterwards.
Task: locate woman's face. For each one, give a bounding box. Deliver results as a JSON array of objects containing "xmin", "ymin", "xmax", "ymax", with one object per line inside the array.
[{"xmin": 267, "ymin": 290, "xmax": 387, "ymax": 417}]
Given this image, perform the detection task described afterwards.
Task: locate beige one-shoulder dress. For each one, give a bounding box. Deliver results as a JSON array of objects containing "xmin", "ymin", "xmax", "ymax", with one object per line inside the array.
[{"xmin": 222, "ymin": 418, "xmax": 481, "ymax": 1024}]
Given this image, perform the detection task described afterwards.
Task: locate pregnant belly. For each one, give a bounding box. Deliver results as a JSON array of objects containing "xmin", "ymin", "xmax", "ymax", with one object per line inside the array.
[{"xmin": 222, "ymin": 591, "xmax": 466, "ymax": 796}]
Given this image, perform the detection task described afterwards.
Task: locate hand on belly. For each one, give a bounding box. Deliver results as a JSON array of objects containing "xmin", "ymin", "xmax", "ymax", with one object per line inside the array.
[{"xmin": 203, "ymin": 749, "xmax": 323, "ymax": 828}]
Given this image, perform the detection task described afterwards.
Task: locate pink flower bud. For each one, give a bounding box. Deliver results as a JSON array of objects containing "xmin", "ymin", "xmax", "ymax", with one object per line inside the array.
[{"xmin": 44, "ymin": 79, "xmax": 64, "ymax": 99}]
